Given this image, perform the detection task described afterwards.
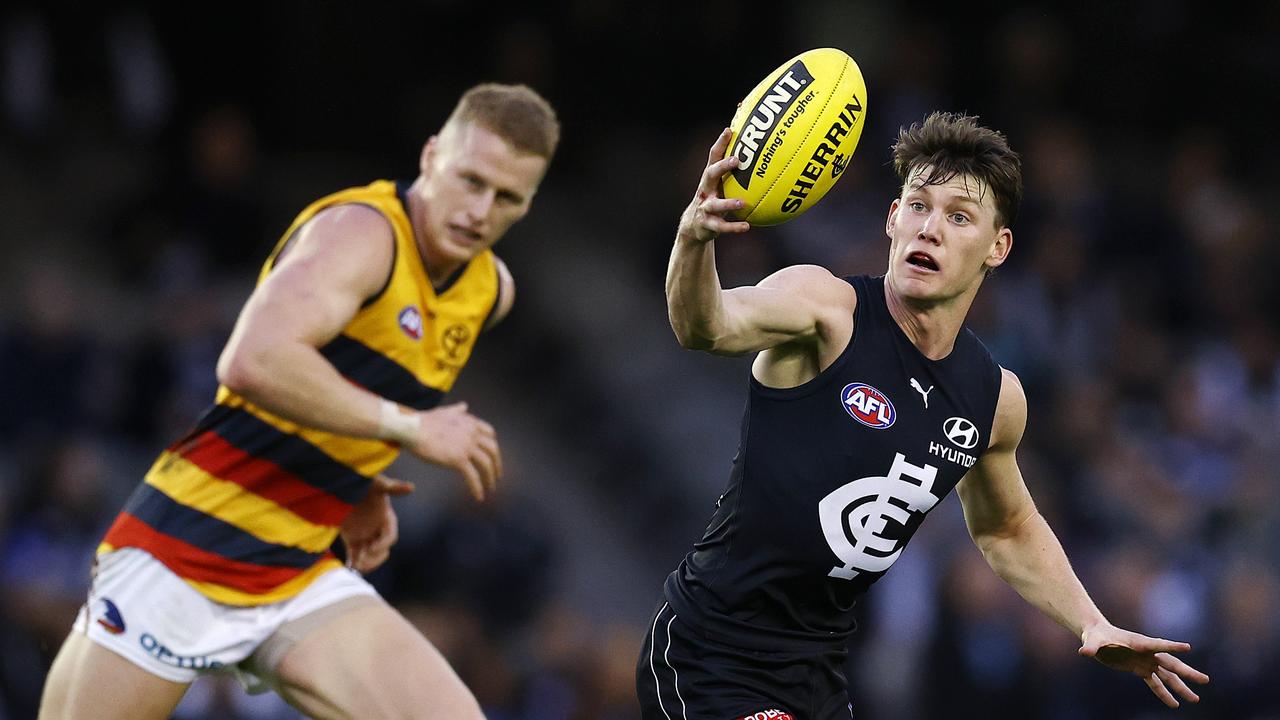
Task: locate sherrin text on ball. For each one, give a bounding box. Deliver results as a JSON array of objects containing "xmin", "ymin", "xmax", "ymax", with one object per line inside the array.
[{"xmin": 723, "ymin": 48, "xmax": 867, "ymax": 226}]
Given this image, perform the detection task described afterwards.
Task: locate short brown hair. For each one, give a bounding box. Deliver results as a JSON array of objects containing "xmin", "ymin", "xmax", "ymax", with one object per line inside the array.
[
  {"xmin": 891, "ymin": 112, "xmax": 1022, "ymax": 229},
  {"xmin": 443, "ymin": 83, "xmax": 560, "ymax": 160}
]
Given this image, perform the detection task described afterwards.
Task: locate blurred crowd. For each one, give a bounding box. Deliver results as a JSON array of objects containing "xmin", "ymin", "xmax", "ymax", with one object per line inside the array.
[{"xmin": 1, "ymin": 2, "xmax": 1277, "ymax": 719}]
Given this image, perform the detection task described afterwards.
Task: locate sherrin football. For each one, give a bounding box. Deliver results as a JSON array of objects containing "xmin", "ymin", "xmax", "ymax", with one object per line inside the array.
[{"xmin": 723, "ymin": 48, "xmax": 867, "ymax": 226}]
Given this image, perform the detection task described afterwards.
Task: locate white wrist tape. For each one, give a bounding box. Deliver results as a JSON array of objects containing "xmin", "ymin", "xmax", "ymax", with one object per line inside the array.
[{"xmin": 377, "ymin": 400, "xmax": 421, "ymax": 444}]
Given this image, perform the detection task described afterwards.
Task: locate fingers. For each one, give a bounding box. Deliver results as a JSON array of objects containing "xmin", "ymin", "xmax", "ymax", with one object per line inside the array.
[
  {"xmin": 699, "ymin": 154, "xmax": 741, "ymax": 197},
  {"xmin": 358, "ymin": 516, "xmax": 397, "ymax": 573},
  {"xmin": 1157, "ymin": 666, "xmax": 1200, "ymax": 704},
  {"xmin": 701, "ymin": 197, "xmax": 743, "ymax": 216},
  {"xmin": 706, "ymin": 127, "xmax": 734, "ymax": 166},
  {"xmin": 459, "ymin": 416, "xmax": 501, "ymax": 501},
  {"xmin": 476, "ymin": 430, "xmax": 502, "ymax": 488},
  {"xmin": 415, "ymin": 403, "xmax": 501, "ymax": 501},
  {"xmin": 371, "ymin": 473, "xmax": 415, "ymax": 496},
  {"xmin": 1144, "ymin": 671, "xmax": 1179, "ymax": 708},
  {"xmin": 701, "ymin": 213, "xmax": 751, "ymax": 236},
  {"xmin": 1129, "ymin": 635, "xmax": 1192, "ymax": 654},
  {"xmin": 344, "ymin": 503, "xmax": 399, "ymax": 574},
  {"xmin": 458, "ymin": 455, "xmax": 485, "ymax": 502},
  {"xmin": 1156, "ymin": 652, "xmax": 1210, "ymax": 685}
]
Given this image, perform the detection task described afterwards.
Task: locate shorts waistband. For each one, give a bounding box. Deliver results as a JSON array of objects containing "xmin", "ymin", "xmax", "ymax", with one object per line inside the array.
[{"xmin": 663, "ymin": 586, "xmax": 853, "ymax": 655}]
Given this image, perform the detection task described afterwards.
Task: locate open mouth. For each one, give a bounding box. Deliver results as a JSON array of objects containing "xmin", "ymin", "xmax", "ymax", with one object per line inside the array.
[
  {"xmin": 906, "ymin": 251, "xmax": 939, "ymax": 272},
  {"xmin": 448, "ymin": 225, "xmax": 483, "ymax": 243}
]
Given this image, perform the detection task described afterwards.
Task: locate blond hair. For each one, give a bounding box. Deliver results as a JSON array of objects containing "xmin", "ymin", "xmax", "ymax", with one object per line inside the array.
[{"xmin": 442, "ymin": 83, "xmax": 560, "ymax": 160}]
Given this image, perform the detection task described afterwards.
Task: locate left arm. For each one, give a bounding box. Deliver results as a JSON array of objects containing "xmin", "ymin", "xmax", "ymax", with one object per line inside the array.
[
  {"xmin": 341, "ymin": 474, "xmax": 414, "ymax": 573},
  {"xmin": 957, "ymin": 368, "xmax": 1209, "ymax": 708},
  {"xmin": 483, "ymin": 256, "xmax": 515, "ymax": 330}
]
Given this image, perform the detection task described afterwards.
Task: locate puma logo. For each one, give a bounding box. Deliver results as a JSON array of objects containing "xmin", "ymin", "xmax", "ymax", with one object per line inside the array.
[{"xmin": 909, "ymin": 378, "xmax": 934, "ymax": 409}]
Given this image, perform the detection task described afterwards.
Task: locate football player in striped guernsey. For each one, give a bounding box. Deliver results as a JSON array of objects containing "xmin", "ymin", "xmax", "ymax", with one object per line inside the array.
[{"xmin": 40, "ymin": 84, "xmax": 558, "ymax": 720}]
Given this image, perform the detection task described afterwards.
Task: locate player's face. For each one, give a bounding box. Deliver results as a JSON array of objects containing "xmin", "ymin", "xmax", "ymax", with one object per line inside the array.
[
  {"xmin": 416, "ymin": 122, "xmax": 547, "ymax": 270},
  {"xmin": 884, "ymin": 167, "xmax": 1011, "ymax": 304}
]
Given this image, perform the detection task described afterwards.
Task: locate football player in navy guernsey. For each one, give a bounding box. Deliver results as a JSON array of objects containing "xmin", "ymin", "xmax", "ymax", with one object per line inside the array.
[{"xmin": 636, "ymin": 113, "xmax": 1210, "ymax": 720}]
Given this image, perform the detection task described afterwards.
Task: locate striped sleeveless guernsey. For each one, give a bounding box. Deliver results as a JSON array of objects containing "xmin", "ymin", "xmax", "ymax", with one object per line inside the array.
[{"xmin": 100, "ymin": 180, "xmax": 500, "ymax": 605}]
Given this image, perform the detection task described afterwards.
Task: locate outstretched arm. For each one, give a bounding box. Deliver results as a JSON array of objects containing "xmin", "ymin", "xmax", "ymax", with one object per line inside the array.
[
  {"xmin": 957, "ymin": 368, "xmax": 1209, "ymax": 708},
  {"xmin": 667, "ymin": 128, "xmax": 853, "ymax": 357}
]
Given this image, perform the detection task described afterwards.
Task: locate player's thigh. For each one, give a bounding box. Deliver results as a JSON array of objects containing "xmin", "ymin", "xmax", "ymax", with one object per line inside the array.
[
  {"xmin": 273, "ymin": 602, "xmax": 482, "ymax": 720},
  {"xmin": 39, "ymin": 632, "xmax": 189, "ymax": 720}
]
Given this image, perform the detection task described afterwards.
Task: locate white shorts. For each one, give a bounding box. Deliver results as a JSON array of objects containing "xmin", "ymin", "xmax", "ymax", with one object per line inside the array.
[{"xmin": 73, "ymin": 547, "xmax": 381, "ymax": 689}]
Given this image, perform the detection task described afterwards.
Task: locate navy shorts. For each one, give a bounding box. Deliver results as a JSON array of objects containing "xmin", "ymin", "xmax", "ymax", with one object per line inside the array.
[{"xmin": 636, "ymin": 601, "xmax": 853, "ymax": 720}]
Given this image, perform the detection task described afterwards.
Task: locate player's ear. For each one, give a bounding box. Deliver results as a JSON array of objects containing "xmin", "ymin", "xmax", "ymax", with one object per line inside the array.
[
  {"xmin": 986, "ymin": 227, "xmax": 1012, "ymax": 269},
  {"xmin": 885, "ymin": 199, "xmax": 901, "ymax": 239},
  {"xmin": 420, "ymin": 136, "xmax": 439, "ymax": 175}
]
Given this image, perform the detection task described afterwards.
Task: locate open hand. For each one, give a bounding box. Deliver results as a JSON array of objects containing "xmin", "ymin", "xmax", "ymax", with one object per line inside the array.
[
  {"xmin": 1079, "ymin": 622, "xmax": 1210, "ymax": 708},
  {"xmin": 407, "ymin": 402, "xmax": 502, "ymax": 501},
  {"xmin": 341, "ymin": 473, "xmax": 414, "ymax": 574},
  {"xmin": 677, "ymin": 128, "xmax": 751, "ymax": 244}
]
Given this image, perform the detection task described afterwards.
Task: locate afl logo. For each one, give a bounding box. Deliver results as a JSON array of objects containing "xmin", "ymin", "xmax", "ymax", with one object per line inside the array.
[
  {"xmin": 840, "ymin": 383, "xmax": 896, "ymax": 429},
  {"xmin": 943, "ymin": 417, "xmax": 979, "ymax": 449},
  {"xmin": 397, "ymin": 306, "xmax": 423, "ymax": 340}
]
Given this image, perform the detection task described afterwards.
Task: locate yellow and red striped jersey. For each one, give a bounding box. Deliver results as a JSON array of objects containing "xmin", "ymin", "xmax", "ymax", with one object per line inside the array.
[{"xmin": 100, "ymin": 180, "xmax": 500, "ymax": 605}]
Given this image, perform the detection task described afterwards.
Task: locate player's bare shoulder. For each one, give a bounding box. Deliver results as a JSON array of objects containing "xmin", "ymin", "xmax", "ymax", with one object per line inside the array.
[
  {"xmin": 485, "ymin": 255, "xmax": 516, "ymax": 330},
  {"xmin": 989, "ymin": 367, "xmax": 1028, "ymax": 452},
  {"xmin": 758, "ymin": 264, "xmax": 856, "ymax": 309},
  {"xmin": 277, "ymin": 203, "xmax": 396, "ymax": 295},
  {"xmin": 301, "ymin": 203, "xmax": 394, "ymax": 254},
  {"xmin": 759, "ymin": 264, "xmax": 856, "ymax": 341}
]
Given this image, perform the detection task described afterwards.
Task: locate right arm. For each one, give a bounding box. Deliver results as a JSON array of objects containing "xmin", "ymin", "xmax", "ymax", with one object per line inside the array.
[
  {"xmin": 216, "ymin": 204, "xmax": 394, "ymax": 439},
  {"xmin": 667, "ymin": 128, "xmax": 854, "ymax": 358},
  {"xmin": 217, "ymin": 204, "xmax": 499, "ymax": 500}
]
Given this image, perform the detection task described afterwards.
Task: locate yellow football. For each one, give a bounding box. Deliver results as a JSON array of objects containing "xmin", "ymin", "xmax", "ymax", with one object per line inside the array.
[{"xmin": 723, "ymin": 48, "xmax": 868, "ymax": 226}]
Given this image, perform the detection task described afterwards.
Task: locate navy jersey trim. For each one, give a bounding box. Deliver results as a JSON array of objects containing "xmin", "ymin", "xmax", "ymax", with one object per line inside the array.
[
  {"xmin": 318, "ymin": 334, "xmax": 445, "ymax": 411},
  {"xmin": 124, "ymin": 483, "xmax": 323, "ymax": 568},
  {"xmin": 188, "ymin": 404, "xmax": 370, "ymax": 505}
]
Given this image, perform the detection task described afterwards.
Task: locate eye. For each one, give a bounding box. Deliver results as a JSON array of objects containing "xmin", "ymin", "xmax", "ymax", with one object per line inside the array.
[
  {"xmin": 951, "ymin": 213, "xmax": 970, "ymax": 225},
  {"xmin": 496, "ymin": 190, "xmax": 522, "ymax": 207},
  {"xmin": 908, "ymin": 201, "xmax": 926, "ymax": 212},
  {"xmin": 462, "ymin": 173, "xmax": 484, "ymax": 190}
]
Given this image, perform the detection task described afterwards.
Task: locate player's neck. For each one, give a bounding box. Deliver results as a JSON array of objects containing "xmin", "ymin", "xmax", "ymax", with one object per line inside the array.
[
  {"xmin": 404, "ymin": 178, "xmax": 463, "ymax": 288},
  {"xmin": 883, "ymin": 280, "xmax": 979, "ymax": 361}
]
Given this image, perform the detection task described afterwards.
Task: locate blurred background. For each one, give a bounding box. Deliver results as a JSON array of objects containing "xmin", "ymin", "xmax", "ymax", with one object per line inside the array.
[{"xmin": 1, "ymin": 1, "xmax": 1278, "ymax": 718}]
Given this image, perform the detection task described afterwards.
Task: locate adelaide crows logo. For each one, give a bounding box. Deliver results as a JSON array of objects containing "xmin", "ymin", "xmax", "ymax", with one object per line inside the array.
[{"xmin": 96, "ymin": 598, "xmax": 126, "ymax": 635}]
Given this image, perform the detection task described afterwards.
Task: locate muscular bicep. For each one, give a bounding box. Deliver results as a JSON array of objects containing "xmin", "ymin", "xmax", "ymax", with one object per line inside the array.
[
  {"xmin": 229, "ymin": 205, "xmax": 394, "ymax": 351},
  {"xmin": 957, "ymin": 368, "xmax": 1035, "ymax": 542},
  {"xmin": 710, "ymin": 265, "xmax": 855, "ymax": 356}
]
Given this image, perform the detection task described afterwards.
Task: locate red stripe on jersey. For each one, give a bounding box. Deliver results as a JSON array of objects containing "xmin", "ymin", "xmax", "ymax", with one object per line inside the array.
[
  {"xmin": 102, "ymin": 512, "xmax": 323, "ymax": 594},
  {"xmin": 179, "ymin": 430, "xmax": 354, "ymax": 527}
]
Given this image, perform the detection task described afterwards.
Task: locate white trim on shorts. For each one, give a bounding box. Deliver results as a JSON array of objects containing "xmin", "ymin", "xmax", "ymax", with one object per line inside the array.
[
  {"xmin": 648, "ymin": 602, "xmax": 689, "ymax": 720},
  {"xmin": 74, "ymin": 548, "xmax": 380, "ymax": 686}
]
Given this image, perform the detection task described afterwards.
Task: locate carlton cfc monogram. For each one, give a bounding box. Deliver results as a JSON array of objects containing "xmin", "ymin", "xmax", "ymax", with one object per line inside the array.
[{"xmin": 818, "ymin": 453, "xmax": 940, "ymax": 580}]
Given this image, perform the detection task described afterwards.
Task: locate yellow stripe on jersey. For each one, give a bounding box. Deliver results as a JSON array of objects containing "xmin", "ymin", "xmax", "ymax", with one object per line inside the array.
[
  {"xmin": 145, "ymin": 452, "xmax": 339, "ymax": 554},
  {"xmin": 184, "ymin": 557, "xmax": 345, "ymax": 606}
]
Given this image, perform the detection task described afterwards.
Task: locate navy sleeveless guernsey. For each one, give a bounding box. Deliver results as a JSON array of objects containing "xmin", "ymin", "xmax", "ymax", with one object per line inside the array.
[{"xmin": 664, "ymin": 274, "xmax": 1003, "ymax": 651}]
